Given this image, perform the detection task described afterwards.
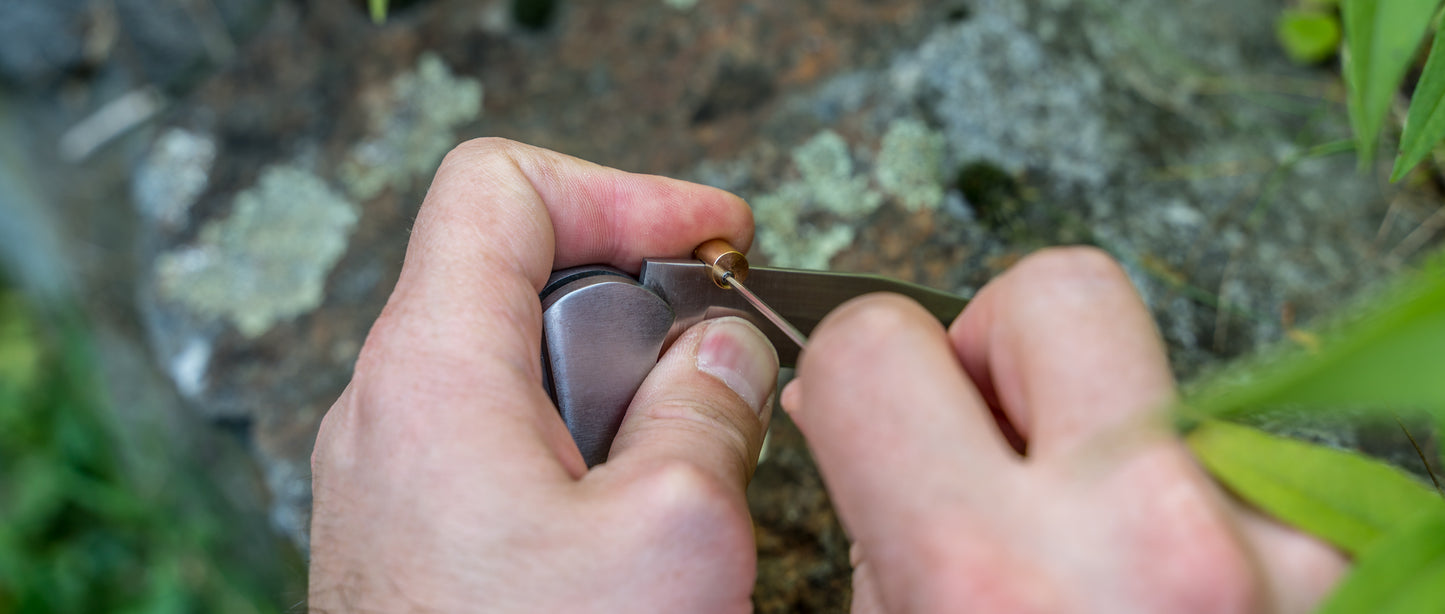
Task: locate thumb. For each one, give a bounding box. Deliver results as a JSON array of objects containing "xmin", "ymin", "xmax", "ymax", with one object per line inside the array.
[{"xmin": 601, "ymin": 316, "xmax": 778, "ymax": 490}]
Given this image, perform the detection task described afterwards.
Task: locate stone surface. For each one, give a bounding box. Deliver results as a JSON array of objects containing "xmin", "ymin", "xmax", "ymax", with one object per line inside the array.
[
  {"xmin": 8, "ymin": 0, "xmax": 1443, "ymax": 610},
  {"xmin": 154, "ymin": 164, "xmax": 358, "ymax": 339}
]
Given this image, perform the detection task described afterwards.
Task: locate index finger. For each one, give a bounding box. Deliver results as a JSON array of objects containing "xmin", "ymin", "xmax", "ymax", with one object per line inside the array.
[
  {"xmin": 355, "ymin": 138, "xmax": 754, "ymax": 475},
  {"xmin": 948, "ymin": 246, "xmax": 1176, "ymax": 461}
]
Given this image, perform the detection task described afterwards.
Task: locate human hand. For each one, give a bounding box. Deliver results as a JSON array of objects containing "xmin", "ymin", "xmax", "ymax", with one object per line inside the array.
[
  {"xmin": 309, "ymin": 139, "xmax": 779, "ymax": 613},
  {"xmin": 784, "ymin": 248, "xmax": 1349, "ymax": 613}
]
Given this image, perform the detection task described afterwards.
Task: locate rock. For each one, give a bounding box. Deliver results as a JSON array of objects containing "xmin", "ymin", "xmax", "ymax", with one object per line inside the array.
[
  {"xmin": 111, "ymin": 0, "xmax": 1436, "ymax": 608},
  {"xmin": 0, "ymin": 0, "xmax": 88, "ymax": 87},
  {"xmin": 338, "ymin": 53, "xmax": 483, "ymax": 201},
  {"xmin": 153, "ymin": 165, "xmax": 358, "ymax": 339},
  {"xmin": 133, "ymin": 128, "xmax": 218, "ymax": 230}
]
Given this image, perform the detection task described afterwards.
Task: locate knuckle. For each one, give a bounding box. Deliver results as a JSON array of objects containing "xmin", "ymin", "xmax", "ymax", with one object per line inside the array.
[
  {"xmin": 810, "ymin": 293, "xmax": 935, "ymax": 366},
  {"xmin": 629, "ymin": 460, "xmax": 740, "ymax": 522},
  {"xmin": 639, "ymin": 396, "xmax": 753, "ymax": 451},
  {"xmin": 901, "ymin": 527, "xmax": 1049, "ymax": 612},
  {"xmin": 431, "ymin": 138, "xmax": 530, "ymax": 194},
  {"xmin": 311, "ymin": 393, "xmax": 359, "ymax": 478},
  {"xmin": 824, "ymin": 293, "xmax": 931, "ymax": 343},
  {"xmin": 441, "ymin": 136, "xmax": 521, "ymax": 169},
  {"xmin": 1015, "ymin": 246, "xmax": 1133, "ymax": 293}
]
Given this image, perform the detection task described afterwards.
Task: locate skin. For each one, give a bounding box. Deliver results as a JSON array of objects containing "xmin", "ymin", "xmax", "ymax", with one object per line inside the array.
[{"xmin": 309, "ymin": 138, "xmax": 1347, "ymax": 613}]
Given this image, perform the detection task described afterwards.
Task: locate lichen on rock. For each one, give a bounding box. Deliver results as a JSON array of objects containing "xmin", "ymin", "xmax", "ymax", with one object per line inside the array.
[
  {"xmin": 154, "ymin": 165, "xmax": 358, "ymax": 338},
  {"xmin": 751, "ymin": 130, "xmax": 883, "ymax": 269},
  {"xmin": 875, "ymin": 118, "xmax": 946, "ymax": 212},
  {"xmin": 339, "ymin": 52, "xmax": 483, "ymax": 201},
  {"xmin": 791, "ymin": 130, "xmax": 881, "ymax": 218}
]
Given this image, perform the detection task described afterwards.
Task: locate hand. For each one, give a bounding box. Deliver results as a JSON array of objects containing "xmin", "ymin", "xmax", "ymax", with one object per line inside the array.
[
  {"xmin": 784, "ymin": 248, "xmax": 1349, "ymax": 613},
  {"xmin": 309, "ymin": 139, "xmax": 780, "ymax": 613}
]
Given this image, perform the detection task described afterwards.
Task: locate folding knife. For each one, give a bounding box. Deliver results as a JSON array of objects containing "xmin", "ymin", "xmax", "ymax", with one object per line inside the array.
[{"xmin": 540, "ymin": 249, "xmax": 968, "ymax": 466}]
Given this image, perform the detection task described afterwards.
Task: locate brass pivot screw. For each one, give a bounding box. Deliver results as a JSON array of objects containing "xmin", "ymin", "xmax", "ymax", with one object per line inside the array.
[{"xmin": 694, "ymin": 238, "xmax": 749, "ymax": 288}]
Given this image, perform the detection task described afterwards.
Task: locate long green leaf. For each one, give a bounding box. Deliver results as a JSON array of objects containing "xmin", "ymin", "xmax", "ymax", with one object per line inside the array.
[
  {"xmin": 1182, "ymin": 256, "xmax": 1445, "ymax": 422},
  {"xmin": 1187, "ymin": 420, "xmax": 1444, "ymax": 555},
  {"xmin": 369, "ymin": 0, "xmax": 388, "ymax": 24},
  {"xmin": 1393, "ymin": 20, "xmax": 1445, "ymax": 182},
  {"xmin": 1341, "ymin": 0, "xmax": 1441, "ymax": 166},
  {"xmin": 1316, "ymin": 508, "xmax": 1445, "ymax": 614}
]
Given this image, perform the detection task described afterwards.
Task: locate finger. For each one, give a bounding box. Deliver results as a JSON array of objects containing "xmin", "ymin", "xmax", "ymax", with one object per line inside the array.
[
  {"xmin": 354, "ymin": 139, "xmax": 753, "ymax": 475},
  {"xmin": 949, "ymin": 246, "xmax": 1176, "ymax": 460},
  {"xmin": 790, "ymin": 294, "xmax": 1021, "ymax": 604},
  {"xmin": 1235, "ymin": 505, "xmax": 1347, "ymax": 613},
  {"xmin": 603, "ymin": 317, "xmax": 778, "ymax": 491},
  {"xmin": 849, "ymin": 544, "xmax": 888, "ymax": 614}
]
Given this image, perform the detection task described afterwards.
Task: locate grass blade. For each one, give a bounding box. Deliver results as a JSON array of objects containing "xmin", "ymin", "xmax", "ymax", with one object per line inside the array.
[
  {"xmin": 1181, "ymin": 255, "xmax": 1445, "ymax": 423},
  {"xmin": 1186, "ymin": 420, "xmax": 1444, "ymax": 555},
  {"xmin": 369, "ymin": 0, "xmax": 389, "ymax": 24},
  {"xmin": 1316, "ymin": 508, "xmax": 1445, "ymax": 614},
  {"xmin": 1341, "ymin": 0, "xmax": 1441, "ymax": 166},
  {"xmin": 1393, "ymin": 20, "xmax": 1445, "ymax": 182}
]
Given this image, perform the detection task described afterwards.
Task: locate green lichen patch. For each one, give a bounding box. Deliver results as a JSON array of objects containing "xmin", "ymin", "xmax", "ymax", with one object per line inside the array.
[
  {"xmin": 790, "ymin": 130, "xmax": 882, "ymax": 218},
  {"xmin": 155, "ymin": 165, "xmax": 358, "ymax": 338},
  {"xmin": 752, "ymin": 184, "xmax": 859, "ymax": 270},
  {"xmin": 339, "ymin": 53, "xmax": 483, "ymax": 201},
  {"xmin": 875, "ymin": 118, "xmax": 946, "ymax": 212},
  {"xmin": 751, "ymin": 122, "xmax": 957, "ymax": 269},
  {"xmin": 750, "ymin": 131, "xmax": 886, "ymax": 269}
]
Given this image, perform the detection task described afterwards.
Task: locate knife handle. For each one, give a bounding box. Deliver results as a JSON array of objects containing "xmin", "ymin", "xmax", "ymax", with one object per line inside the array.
[{"xmin": 540, "ymin": 266, "xmax": 676, "ymax": 467}]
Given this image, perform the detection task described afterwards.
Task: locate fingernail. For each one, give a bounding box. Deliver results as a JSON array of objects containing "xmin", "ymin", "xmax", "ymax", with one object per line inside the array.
[{"xmin": 696, "ymin": 317, "xmax": 779, "ymax": 416}]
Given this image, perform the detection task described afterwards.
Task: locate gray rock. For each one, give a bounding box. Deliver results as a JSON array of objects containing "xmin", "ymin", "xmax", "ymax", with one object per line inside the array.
[
  {"xmin": 133, "ymin": 128, "xmax": 217, "ymax": 229},
  {"xmin": 0, "ymin": 0, "xmax": 88, "ymax": 86},
  {"xmin": 119, "ymin": 0, "xmax": 1436, "ymax": 560},
  {"xmin": 153, "ymin": 164, "xmax": 357, "ymax": 339}
]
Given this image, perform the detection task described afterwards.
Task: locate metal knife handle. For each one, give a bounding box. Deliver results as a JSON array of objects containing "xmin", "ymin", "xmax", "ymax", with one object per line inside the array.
[{"xmin": 540, "ymin": 266, "xmax": 675, "ymax": 467}]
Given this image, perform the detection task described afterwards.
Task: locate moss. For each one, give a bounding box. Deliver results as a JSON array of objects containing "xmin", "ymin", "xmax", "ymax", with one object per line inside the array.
[
  {"xmin": 339, "ymin": 53, "xmax": 483, "ymax": 201},
  {"xmin": 512, "ymin": 0, "xmax": 559, "ymax": 30},
  {"xmin": 875, "ymin": 118, "xmax": 946, "ymax": 212},
  {"xmin": 954, "ymin": 160, "xmax": 1020, "ymax": 231},
  {"xmin": 0, "ymin": 285, "xmax": 299, "ymax": 612},
  {"xmin": 155, "ymin": 165, "xmax": 358, "ymax": 338},
  {"xmin": 0, "ymin": 290, "xmax": 38, "ymax": 390}
]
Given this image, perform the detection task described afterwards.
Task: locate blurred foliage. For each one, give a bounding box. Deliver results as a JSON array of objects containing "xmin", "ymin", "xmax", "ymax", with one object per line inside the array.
[
  {"xmin": 1179, "ymin": 251, "xmax": 1445, "ymax": 611},
  {"xmin": 1394, "ymin": 19, "xmax": 1445, "ymax": 181},
  {"xmin": 1315, "ymin": 508, "xmax": 1445, "ymax": 614},
  {"xmin": 1338, "ymin": 0, "xmax": 1442, "ymax": 174},
  {"xmin": 1279, "ymin": 0, "xmax": 1445, "ymax": 180},
  {"xmin": 0, "ymin": 284, "xmax": 296, "ymax": 614},
  {"xmin": 1277, "ymin": 9, "xmax": 1342, "ymax": 64},
  {"xmin": 1188, "ymin": 420, "xmax": 1443, "ymax": 556}
]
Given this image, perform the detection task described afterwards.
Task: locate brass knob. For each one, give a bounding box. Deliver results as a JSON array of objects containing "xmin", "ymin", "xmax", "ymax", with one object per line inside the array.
[{"xmin": 693, "ymin": 238, "xmax": 749, "ymax": 288}]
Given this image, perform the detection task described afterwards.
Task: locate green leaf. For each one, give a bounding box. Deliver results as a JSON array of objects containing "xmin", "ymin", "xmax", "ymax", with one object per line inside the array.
[
  {"xmin": 1316, "ymin": 508, "xmax": 1445, "ymax": 614},
  {"xmin": 369, "ymin": 0, "xmax": 388, "ymax": 24},
  {"xmin": 1340, "ymin": 0, "xmax": 1441, "ymax": 166},
  {"xmin": 1393, "ymin": 21, "xmax": 1445, "ymax": 182},
  {"xmin": 1277, "ymin": 10, "xmax": 1342, "ymax": 65},
  {"xmin": 1181, "ymin": 257, "xmax": 1445, "ymax": 422},
  {"xmin": 1186, "ymin": 420, "xmax": 1444, "ymax": 555}
]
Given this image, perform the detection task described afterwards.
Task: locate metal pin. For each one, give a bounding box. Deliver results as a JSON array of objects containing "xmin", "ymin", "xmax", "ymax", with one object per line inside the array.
[
  {"xmin": 723, "ymin": 272, "xmax": 809, "ymax": 350},
  {"xmin": 695, "ymin": 238, "xmax": 810, "ymax": 351}
]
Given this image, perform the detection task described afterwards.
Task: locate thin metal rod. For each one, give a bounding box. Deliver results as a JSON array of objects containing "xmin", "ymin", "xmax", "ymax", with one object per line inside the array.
[{"xmin": 723, "ymin": 272, "xmax": 809, "ymax": 351}]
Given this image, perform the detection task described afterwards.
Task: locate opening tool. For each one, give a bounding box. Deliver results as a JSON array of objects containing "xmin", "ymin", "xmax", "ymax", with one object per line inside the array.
[{"xmin": 539, "ymin": 238, "xmax": 969, "ymax": 466}]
